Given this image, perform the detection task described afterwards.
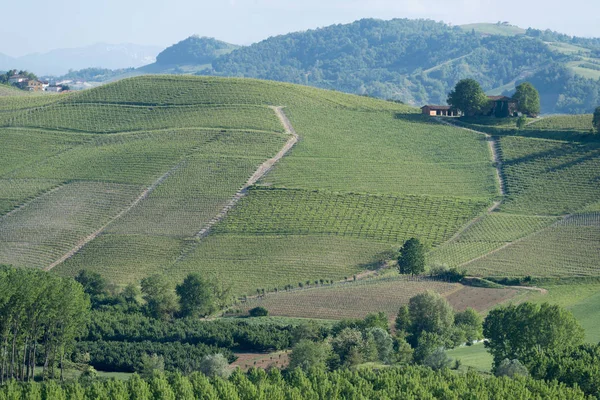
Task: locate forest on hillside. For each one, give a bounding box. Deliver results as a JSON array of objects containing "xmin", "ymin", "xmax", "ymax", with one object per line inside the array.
[{"xmin": 137, "ymin": 19, "xmax": 600, "ymax": 114}]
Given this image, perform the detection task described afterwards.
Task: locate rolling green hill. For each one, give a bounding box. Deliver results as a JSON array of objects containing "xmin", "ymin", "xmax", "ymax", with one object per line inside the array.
[
  {"xmin": 0, "ymin": 75, "xmax": 498, "ymax": 295},
  {"xmin": 1, "ymin": 75, "xmax": 599, "ymax": 310},
  {"xmin": 429, "ymin": 116, "xmax": 600, "ymax": 280},
  {"xmin": 130, "ymin": 19, "xmax": 600, "ymax": 114}
]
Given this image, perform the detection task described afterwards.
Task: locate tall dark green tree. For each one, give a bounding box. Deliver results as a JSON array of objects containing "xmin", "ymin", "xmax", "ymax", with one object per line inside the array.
[
  {"xmin": 447, "ymin": 79, "xmax": 489, "ymax": 116},
  {"xmin": 0, "ymin": 266, "xmax": 90, "ymax": 383},
  {"xmin": 513, "ymin": 82, "xmax": 541, "ymax": 117},
  {"xmin": 176, "ymin": 273, "xmax": 215, "ymax": 318},
  {"xmin": 484, "ymin": 302, "xmax": 584, "ymax": 370},
  {"xmin": 75, "ymin": 270, "xmax": 108, "ymax": 298},
  {"xmin": 593, "ymin": 106, "xmax": 600, "ymax": 133},
  {"xmin": 398, "ymin": 238, "xmax": 426, "ymax": 275},
  {"xmin": 140, "ymin": 275, "xmax": 179, "ymax": 320},
  {"xmin": 408, "ymin": 291, "xmax": 455, "ymax": 342}
]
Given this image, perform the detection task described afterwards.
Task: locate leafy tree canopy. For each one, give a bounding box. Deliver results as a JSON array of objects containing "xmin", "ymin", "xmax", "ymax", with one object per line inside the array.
[
  {"xmin": 398, "ymin": 237, "xmax": 426, "ymax": 275},
  {"xmin": 513, "ymin": 82, "xmax": 541, "ymax": 116},
  {"xmin": 447, "ymin": 79, "xmax": 490, "ymax": 116},
  {"xmin": 483, "ymin": 302, "xmax": 584, "ymax": 370}
]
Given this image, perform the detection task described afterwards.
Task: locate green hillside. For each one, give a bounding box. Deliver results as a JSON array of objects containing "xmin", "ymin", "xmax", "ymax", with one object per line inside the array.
[
  {"xmin": 0, "ymin": 75, "xmax": 499, "ymax": 295},
  {"xmin": 429, "ymin": 115, "xmax": 600, "ymax": 280},
  {"xmin": 136, "ymin": 18, "xmax": 600, "ymax": 114},
  {"xmin": 1, "ymin": 74, "xmax": 599, "ymax": 299}
]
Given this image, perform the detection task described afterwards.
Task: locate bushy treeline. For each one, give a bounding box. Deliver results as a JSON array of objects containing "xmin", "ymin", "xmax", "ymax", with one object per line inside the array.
[
  {"xmin": 529, "ymin": 343, "xmax": 600, "ymax": 398},
  {"xmin": 74, "ymin": 341, "xmax": 234, "ymax": 373},
  {"xmin": 0, "ymin": 267, "xmax": 89, "ymax": 383},
  {"xmin": 210, "ymin": 19, "xmax": 562, "ymax": 108},
  {"xmin": 86, "ymin": 310, "xmax": 306, "ymax": 351},
  {"xmin": 0, "ymin": 366, "xmax": 588, "ymax": 400}
]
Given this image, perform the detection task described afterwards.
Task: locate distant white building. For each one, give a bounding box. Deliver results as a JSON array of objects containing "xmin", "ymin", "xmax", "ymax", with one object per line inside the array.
[
  {"xmin": 8, "ymin": 75, "xmax": 27, "ymax": 84},
  {"xmin": 45, "ymin": 85, "xmax": 63, "ymax": 93}
]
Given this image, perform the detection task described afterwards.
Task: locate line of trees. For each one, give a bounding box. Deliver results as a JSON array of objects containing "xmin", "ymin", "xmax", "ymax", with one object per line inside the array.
[
  {"xmin": 447, "ymin": 79, "xmax": 540, "ymax": 117},
  {"xmin": 0, "ymin": 366, "xmax": 587, "ymax": 399},
  {"xmin": 0, "ymin": 70, "xmax": 37, "ymax": 85},
  {"xmin": 0, "ymin": 267, "xmax": 90, "ymax": 383},
  {"xmin": 75, "ymin": 270, "xmax": 231, "ymax": 320}
]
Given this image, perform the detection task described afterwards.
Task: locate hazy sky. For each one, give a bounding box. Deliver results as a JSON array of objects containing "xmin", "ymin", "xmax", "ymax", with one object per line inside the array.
[{"xmin": 3, "ymin": 0, "xmax": 598, "ymax": 57}]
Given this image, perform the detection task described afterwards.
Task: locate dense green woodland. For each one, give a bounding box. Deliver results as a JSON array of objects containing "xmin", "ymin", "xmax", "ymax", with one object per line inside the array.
[
  {"xmin": 3, "ymin": 267, "xmax": 600, "ymax": 399},
  {"xmin": 139, "ymin": 19, "xmax": 600, "ymax": 113}
]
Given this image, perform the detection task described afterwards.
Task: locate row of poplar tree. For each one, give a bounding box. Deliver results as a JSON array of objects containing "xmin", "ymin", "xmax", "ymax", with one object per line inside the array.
[{"xmin": 0, "ymin": 267, "xmax": 90, "ymax": 383}]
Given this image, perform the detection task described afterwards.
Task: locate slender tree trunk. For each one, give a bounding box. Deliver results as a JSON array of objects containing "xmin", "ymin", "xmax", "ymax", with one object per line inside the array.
[
  {"xmin": 42, "ymin": 345, "xmax": 49, "ymax": 380},
  {"xmin": 0, "ymin": 338, "xmax": 5, "ymax": 384},
  {"xmin": 11, "ymin": 326, "xmax": 17, "ymax": 379},
  {"xmin": 21, "ymin": 336, "xmax": 28, "ymax": 381},
  {"xmin": 30, "ymin": 340, "xmax": 37, "ymax": 381},
  {"xmin": 50, "ymin": 344, "xmax": 57, "ymax": 379},
  {"xmin": 60, "ymin": 352, "xmax": 64, "ymax": 382}
]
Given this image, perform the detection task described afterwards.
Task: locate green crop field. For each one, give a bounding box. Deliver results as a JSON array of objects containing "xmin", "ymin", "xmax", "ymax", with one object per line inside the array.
[
  {"xmin": 214, "ymin": 188, "xmax": 487, "ymax": 246},
  {"xmin": 263, "ymin": 108, "xmax": 497, "ymax": 199},
  {"xmin": 236, "ymin": 275, "xmax": 521, "ymax": 322},
  {"xmin": 0, "ymin": 181, "xmax": 141, "ymax": 268},
  {"xmin": 498, "ymin": 136, "xmax": 600, "ymax": 215},
  {"xmin": 527, "ymin": 115, "xmax": 594, "ymax": 131},
  {"xmin": 0, "ymin": 75, "xmax": 502, "ymax": 300},
  {"xmin": 430, "ymin": 213, "xmax": 559, "ymax": 267},
  {"xmin": 1, "ymin": 75, "xmax": 599, "ymax": 317},
  {"xmin": 466, "ymin": 213, "xmax": 600, "ymax": 278}
]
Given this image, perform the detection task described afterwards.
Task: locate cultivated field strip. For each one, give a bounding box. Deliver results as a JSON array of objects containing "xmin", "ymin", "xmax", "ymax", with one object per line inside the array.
[
  {"xmin": 429, "ymin": 213, "xmax": 559, "ymax": 267},
  {"xmin": 214, "ymin": 188, "xmax": 487, "ymax": 246},
  {"xmin": 466, "ymin": 212, "xmax": 600, "ymax": 277},
  {"xmin": 0, "ymin": 179, "xmax": 65, "ymax": 217},
  {"xmin": 0, "ymin": 182, "xmax": 142, "ymax": 268},
  {"xmin": 172, "ymin": 235, "xmax": 394, "ymax": 295},
  {"xmin": 498, "ymin": 136, "xmax": 600, "ymax": 215},
  {"xmin": 44, "ymin": 162, "xmax": 185, "ymax": 271},
  {"xmin": 62, "ymin": 75, "xmax": 409, "ymax": 111},
  {"xmin": 0, "ymin": 103, "xmax": 283, "ymax": 134},
  {"xmin": 527, "ymin": 114, "xmax": 594, "ymax": 131},
  {"xmin": 238, "ymin": 276, "xmax": 520, "ymax": 321},
  {"xmin": 105, "ymin": 131, "xmax": 288, "ymax": 238},
  {"xmin": 264, "ymin": 107, "xmax": 497, "ymax": 199}
]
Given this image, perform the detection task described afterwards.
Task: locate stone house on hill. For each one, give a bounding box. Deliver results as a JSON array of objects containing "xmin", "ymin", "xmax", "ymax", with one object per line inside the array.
[{"xmin": 486, "ymin": 96, "xmax": 518, "ymax": 118}]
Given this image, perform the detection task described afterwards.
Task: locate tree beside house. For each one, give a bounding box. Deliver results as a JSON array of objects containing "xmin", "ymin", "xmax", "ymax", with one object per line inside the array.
[{"xmin": 424, "ymin": 79, "xmax": 541, "ymax": 118}]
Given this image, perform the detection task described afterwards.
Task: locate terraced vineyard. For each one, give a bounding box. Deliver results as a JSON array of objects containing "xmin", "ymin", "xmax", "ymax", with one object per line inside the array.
[
  {"xmin": 0, "ymin": 75, "xmax": 501, "ymax": 297},
  {"xmin": 467, "ymin": 212, "xmax": 600, "ymax": 277},
  {"xmin": 433, "ymin": 116, "xmax": 600, "ymax": 280},
  {"xmin": 429, "ymin": 213, "xmax": 558, "ymax": 267},
  {"xmin": 527, "ymin": 114, "xmax": 594, "ymax": 131},
  {"xmin": 2, "ymin": 74, "xmax": 598, "ymax": 306},
  {"xmin": 214, "ymin": 188, "xmax": 486, "ymax": 245},
  {"xmin": 498, "ymin": 136, "xmax": 600, "ymax": 215},
  {"xmin": 237, "ymin": 276, "xmax": 521, "ymax": 321}
]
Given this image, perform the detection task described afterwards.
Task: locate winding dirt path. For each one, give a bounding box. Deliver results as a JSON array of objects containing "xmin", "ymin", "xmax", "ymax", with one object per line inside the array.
[
  {"xmin": 433, "ymin": 119, "xmax": 506, "ymax": 252},
  {"xmin": 45, "ymin": 106, "xmax": 298, "ymax": 270},
  {"xmin": 44, "ymin": 162, "xmax": 185, "ymax": 271},
  {"xmin": 193, "ymin": 106, "xmax": 299, "ymax": 240}
]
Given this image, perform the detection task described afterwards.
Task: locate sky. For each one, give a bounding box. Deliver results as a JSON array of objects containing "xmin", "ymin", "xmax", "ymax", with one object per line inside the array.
[{"xmin": 2, "ymin": 0, "xmax": 599, "ymax": 57}]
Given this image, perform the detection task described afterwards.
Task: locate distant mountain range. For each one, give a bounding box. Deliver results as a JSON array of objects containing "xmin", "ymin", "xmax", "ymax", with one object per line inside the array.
[
  {"xmin": 4, "ymin": 19, "xmax": 600, "ymax": 114},
  {"xmin": 0, "ymin": 43, "xmax": 162, "ymax": 76}
]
